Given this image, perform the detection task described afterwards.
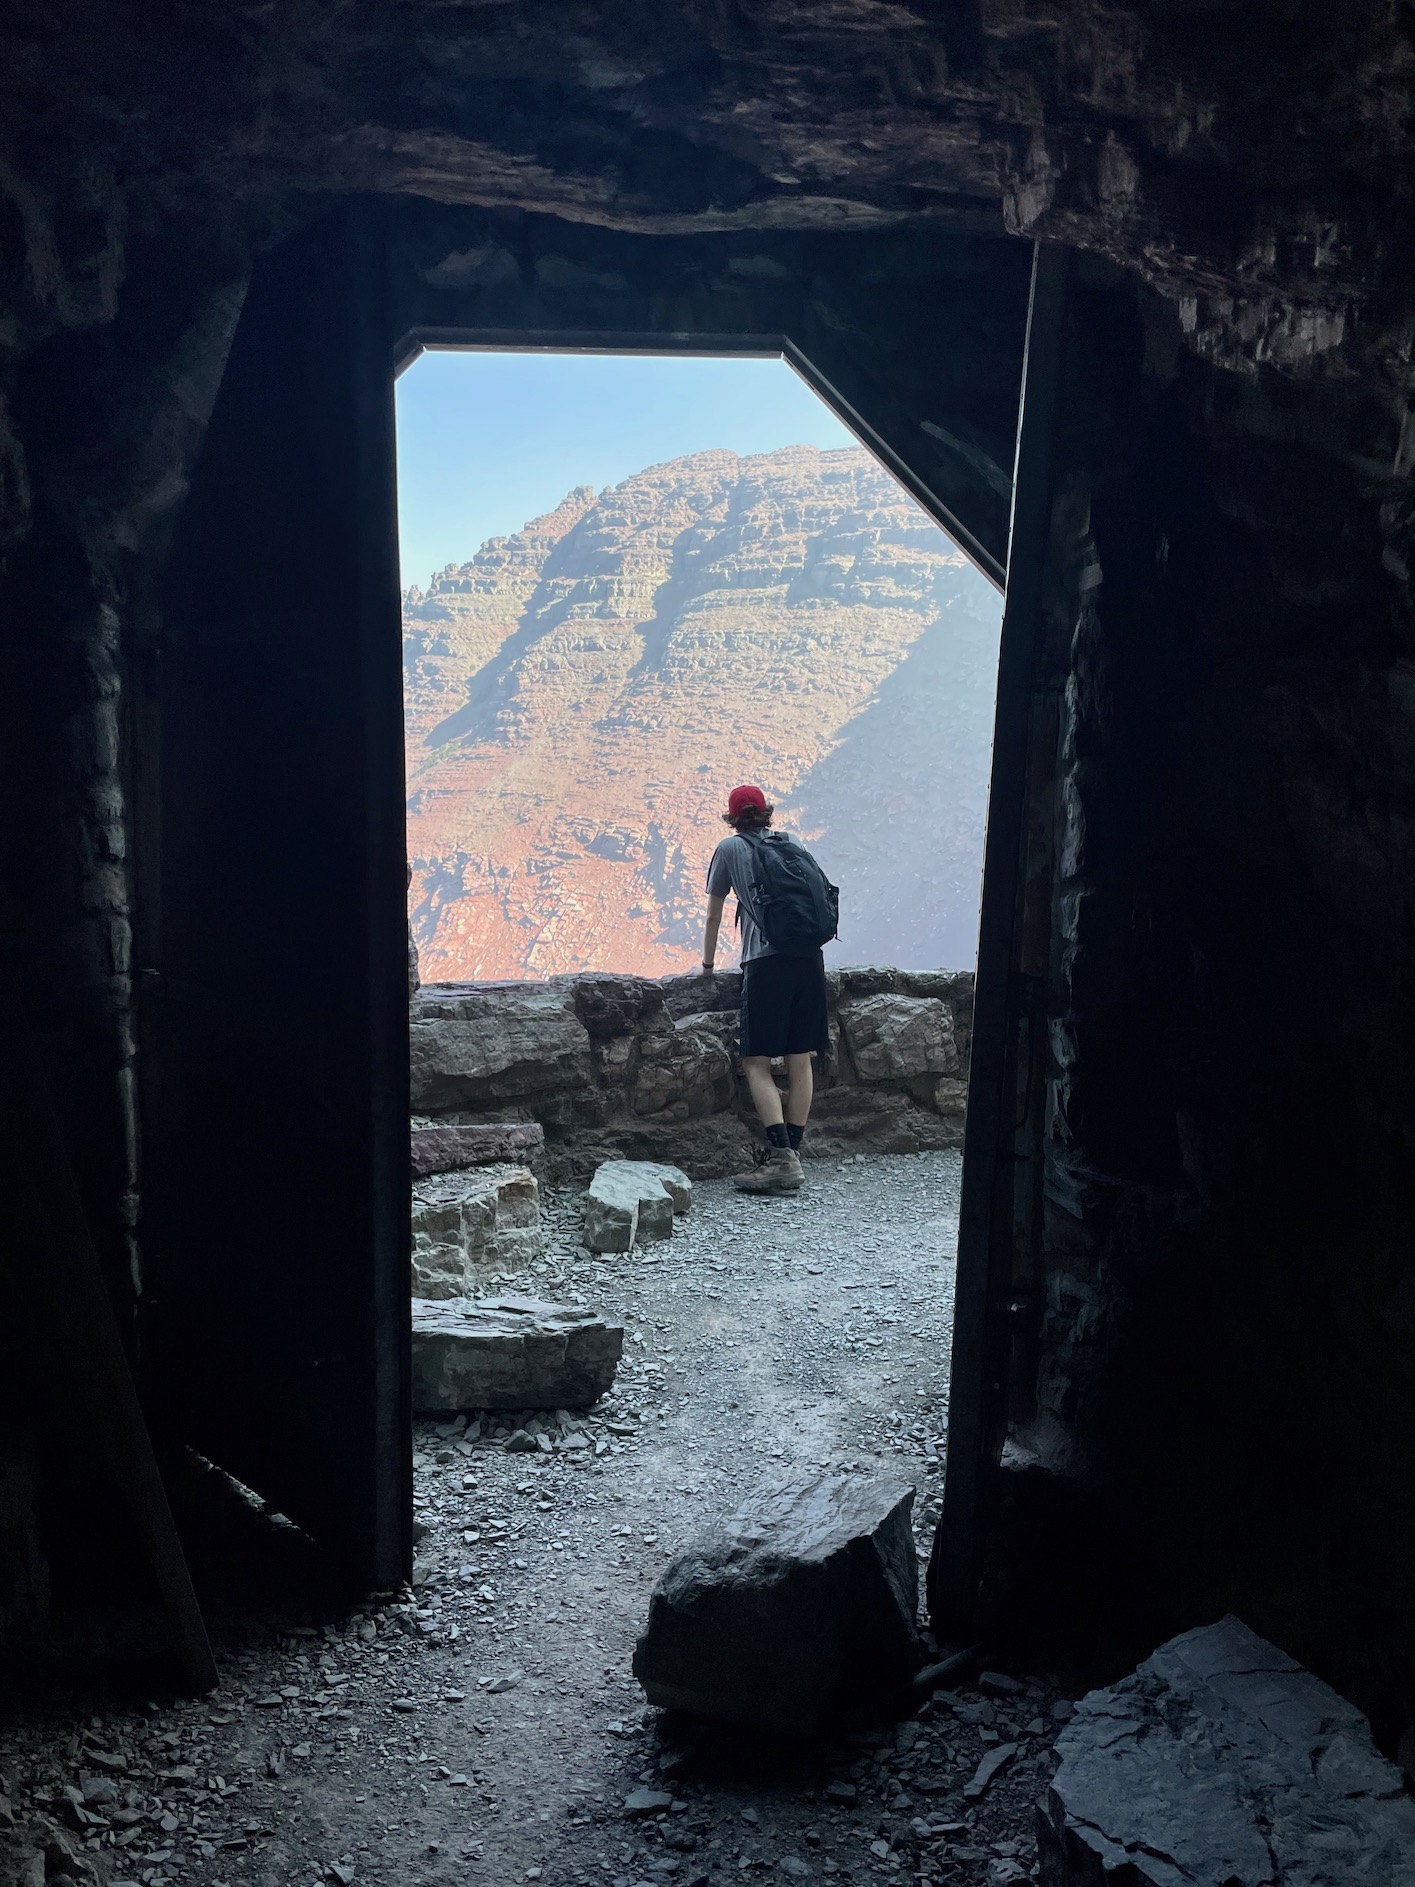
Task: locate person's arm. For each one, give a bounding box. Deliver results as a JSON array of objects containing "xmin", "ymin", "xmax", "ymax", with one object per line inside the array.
[{"xmin": 702, "ymin": 893, "xmax": 726, "ymax": 972}]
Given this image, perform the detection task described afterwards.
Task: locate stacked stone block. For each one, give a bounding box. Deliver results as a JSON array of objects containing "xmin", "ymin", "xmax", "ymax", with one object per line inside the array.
[{"xmin": 409, "ymin": 967, "xmax": 973, "ymax": 1182}]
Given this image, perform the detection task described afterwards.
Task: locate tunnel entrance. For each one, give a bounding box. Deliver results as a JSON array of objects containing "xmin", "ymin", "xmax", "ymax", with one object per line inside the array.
[
  {"xmin": 397, "ymin": 347, "xmax": 1002, "ymax": 983},
  {"xmin": 2, "ymin": 179, "xmax": 1110, "ymax": 1887},
  {"xmin": 9, "ymin": 5, "xmax": 1415, "ymax": 1867},
  {"xmin": 395, "ymin": 344, "xmax": 1003, "ymax": 1710},
  {"xmin": 143, "ymin": 203, "xmax": 1035, "ymax": 1636}
]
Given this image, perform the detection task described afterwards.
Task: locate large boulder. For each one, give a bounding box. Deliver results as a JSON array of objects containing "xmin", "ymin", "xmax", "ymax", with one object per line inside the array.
[
  {"xmin": 410, "ymin": 1164, "xmax": 541, "ymax": 1296},
  {"xmin": 582, "ymin": 1160, "xmax": 689, "ymax": 1252},
  {"xmin": 633, "ymin": 1472, "xmax": 921, "ymax": 1736},
  {"xmin": 839, "ymin": 992, "xmax": 960, "ymax": 1081},
  {"xmin": 1038, "ymin": 1615, "xmax": 1415, "ymax": 1886},
  {"xmin": 411, "ymin": 1295, "xmax": 623, "ymax": 1411},
  {"xmin": 409, "ymin": 984, "xmax": 592, "ymax": 1111}
]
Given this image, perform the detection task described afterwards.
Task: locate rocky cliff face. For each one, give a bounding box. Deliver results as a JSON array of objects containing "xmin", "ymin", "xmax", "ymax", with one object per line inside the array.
[{"xmin": 404, "ymin": 444, "xmax": 1000, "ymax": 979}]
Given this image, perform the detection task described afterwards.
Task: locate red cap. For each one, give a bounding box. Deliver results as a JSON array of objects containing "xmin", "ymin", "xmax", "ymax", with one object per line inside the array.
[{"xmin": 727, "ymin": 784, "xmax": 767, "ymax": 818}]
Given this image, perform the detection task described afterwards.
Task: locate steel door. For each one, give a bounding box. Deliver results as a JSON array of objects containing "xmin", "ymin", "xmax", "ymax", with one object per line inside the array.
[{"xmin": 147, "ymin": 205, "xmax": 409, "ymax": 1590}]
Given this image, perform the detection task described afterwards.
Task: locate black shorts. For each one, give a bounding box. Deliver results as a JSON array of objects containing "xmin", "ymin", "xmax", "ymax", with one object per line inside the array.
[{"xmin": 739, "ymin": 951, "xmax": 829, "ymax": 1059}]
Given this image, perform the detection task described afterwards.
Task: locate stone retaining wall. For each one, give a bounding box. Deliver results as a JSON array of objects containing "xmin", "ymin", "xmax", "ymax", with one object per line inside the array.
[{"xmin": 410, "ymin": 967, "xmax": 973, "ymax": 1180}]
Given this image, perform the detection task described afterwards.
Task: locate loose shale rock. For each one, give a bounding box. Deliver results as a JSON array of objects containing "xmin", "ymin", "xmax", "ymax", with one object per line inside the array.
[
  {"xmin": 633, "ymin": 1471, "xmax": 921, "ymax": 1736},
  {"xmin": 1038, "ymin": 1614, "xmax": 1415, "ymax": 1886},
  {"xmin": 411, "ymin": 1295, "xmax": 623, "ymax": 1411},
  {"xmin": 583, "ymin": 1160, "xmax": 690, "ymax": 1252}
]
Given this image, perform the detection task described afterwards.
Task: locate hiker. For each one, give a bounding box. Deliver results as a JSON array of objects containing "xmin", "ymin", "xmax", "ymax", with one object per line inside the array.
[{"xmin": 702, "ymin": 783, "xmax": 839, "ymax": 1195}]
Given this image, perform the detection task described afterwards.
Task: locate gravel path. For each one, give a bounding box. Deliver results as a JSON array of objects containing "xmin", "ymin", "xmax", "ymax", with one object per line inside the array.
[{"xmin": 1, "ymin": 1152, "xmax": 1067, "ymax": 1887}]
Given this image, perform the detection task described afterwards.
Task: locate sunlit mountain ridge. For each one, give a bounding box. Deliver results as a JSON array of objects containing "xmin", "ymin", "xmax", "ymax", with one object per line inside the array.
[{"xmin": 404, "ymin": 445, "xmax": 1000, "ymax": 980}]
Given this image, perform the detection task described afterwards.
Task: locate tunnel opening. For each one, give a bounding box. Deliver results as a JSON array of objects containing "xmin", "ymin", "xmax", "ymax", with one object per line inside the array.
[
  {"xmin": 393, "ymin": 341, "xmax": 1005, "ymax": 1769},
  {"xmin": 397, "ymin": 346, "xmax": 1002, "ymax": 984},
  {"xmin": 127, "ymin": 208, "xmax": 1038, "ymax": 1682},
  {"xmin": 9, "ymin": 218, "xmax": 1048, "ymax": 1873}
]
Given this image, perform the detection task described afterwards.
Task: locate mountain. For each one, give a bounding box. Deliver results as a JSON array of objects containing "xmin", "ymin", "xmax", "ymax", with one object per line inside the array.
[{"xmin": 404, "ymin": 445, "xmax": 1000, "ymax": 980}]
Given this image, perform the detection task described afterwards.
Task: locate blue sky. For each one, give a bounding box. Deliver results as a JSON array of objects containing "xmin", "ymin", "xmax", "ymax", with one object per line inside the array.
[{"xmin": 395, "ymin": 349, "xmax": 858, "ymax": 591}]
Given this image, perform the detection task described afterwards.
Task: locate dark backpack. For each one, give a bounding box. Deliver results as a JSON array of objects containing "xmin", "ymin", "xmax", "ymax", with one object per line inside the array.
[{"xmin": 739, "ymin": 830, "xmax": 839, "ymax": 955}]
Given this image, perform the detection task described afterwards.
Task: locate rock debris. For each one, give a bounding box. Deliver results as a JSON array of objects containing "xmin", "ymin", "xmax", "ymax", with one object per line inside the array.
[{"xmin": 1, "ymin": 1152, "xmax": 1069, "ymax": 1887}]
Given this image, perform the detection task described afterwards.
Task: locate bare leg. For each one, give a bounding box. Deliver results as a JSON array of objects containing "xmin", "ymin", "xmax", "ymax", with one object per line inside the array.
[
  {"xmin": 742, "ymin": 1055, "xmax": 785, "ymax": 1127},
  {"xmin": 735, "ymin": 1055, "xmax": 805, "ymax": 1193},
  {"xmin": 784, "ymin": 1052, "xmax": 814, "ymax": 1126}
]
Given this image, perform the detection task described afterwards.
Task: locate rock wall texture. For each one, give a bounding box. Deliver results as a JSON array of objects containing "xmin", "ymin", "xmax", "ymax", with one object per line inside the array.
[
  {"xmin": 1038, "ymin": 1616, "xmax": 1415, "ymax": 1886},
  {"xmin": 404, "ymin": 444, "xmax": 999, "ymax": 979},
  {"xmin": 410, "ymin": 969, "xmax": 974, "ymax": 1180},
  {"xmin": 940, "ymin": 251, "xmax": 1415, "ymax": 1764}
]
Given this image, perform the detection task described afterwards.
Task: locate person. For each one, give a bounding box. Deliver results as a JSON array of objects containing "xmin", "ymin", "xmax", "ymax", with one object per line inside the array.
[{"xmin": 702, "ymin": 783, "xmax": 829, "ymax": 1194}]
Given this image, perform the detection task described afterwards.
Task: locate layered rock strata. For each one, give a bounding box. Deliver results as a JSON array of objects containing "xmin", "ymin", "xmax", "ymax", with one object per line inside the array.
[
  {"xmin": 410, "ymin": 1122, "xmax": 545, "ymax": 1180},
  {"xmin": 410, "ymin": 1165, "xmax": 542, "ymax": 1298},
  {"xmin": 410, "ymin": 968, "xmax": 973, "ymax": 1181},
  {"xmin": 405, "ymin": 447, "xmax": 999, "ymax": 980}
]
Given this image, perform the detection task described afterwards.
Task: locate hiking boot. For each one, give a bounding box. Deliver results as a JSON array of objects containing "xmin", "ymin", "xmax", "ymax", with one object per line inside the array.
[{"xmin": 733, "ymin": 1145, "xmax": 805, "ymax": 1194}]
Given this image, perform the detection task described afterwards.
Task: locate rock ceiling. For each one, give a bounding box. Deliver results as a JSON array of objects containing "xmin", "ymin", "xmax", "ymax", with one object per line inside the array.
[{"xmin": 4, "ymin": 0, "xmax": 1414, "ymax": 391}]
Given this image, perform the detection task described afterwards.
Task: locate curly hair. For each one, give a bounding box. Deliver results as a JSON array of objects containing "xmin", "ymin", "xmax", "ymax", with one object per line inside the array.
[{"xmin": 722, "ymin": 802, "xmax": 775, "ymax": 833}]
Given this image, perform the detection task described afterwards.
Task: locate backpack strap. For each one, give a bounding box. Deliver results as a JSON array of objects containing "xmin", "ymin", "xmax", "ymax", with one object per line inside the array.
[{"xmin": 735, "ymin": 828, "xmax": 767, "ymax": 930}]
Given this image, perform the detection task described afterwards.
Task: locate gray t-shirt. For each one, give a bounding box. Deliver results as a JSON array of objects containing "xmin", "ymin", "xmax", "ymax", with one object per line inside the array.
[{"xmin": 707, "ymin": 832, "xmax": 778, "ymax": 964}]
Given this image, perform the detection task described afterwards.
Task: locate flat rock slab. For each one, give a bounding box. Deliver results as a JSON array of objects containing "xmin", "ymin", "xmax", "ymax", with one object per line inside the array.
[
  {"xmin": 583, "ymin": 1160, "xmax": 691, "ymax": 1253},
  {"xmin": 633, "ymin": 1471, "xmax": 921, "ymax": 1737},
  {"xmin": 410, "ymin": 1122, "xmax": 545, "ymax": 1178},
  {"xmin": 411, "ymin": 1295, "xmax": 623, "ymax": 1411},
  {"xmin": 1038, "ymin": 1614, "xmax": 1415, "ymax": 1886},
  {"xmin": 409, "ymin": 986, "xmax": 592, "ymax": 1112}
]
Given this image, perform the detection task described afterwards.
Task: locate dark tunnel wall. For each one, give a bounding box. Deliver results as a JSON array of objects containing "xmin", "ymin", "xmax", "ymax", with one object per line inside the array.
[{"xmin": 956, "ymin": 256, "xmax": 1415, "ymax": 1753}]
